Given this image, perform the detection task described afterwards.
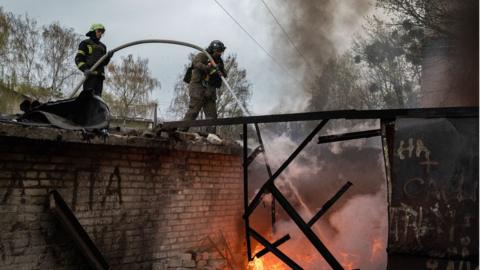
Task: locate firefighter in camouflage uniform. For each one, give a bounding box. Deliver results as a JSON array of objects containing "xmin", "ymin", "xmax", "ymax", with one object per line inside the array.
[{"xmin": 182, "ymin": 40, "xmax": 227, "ymax": 134}]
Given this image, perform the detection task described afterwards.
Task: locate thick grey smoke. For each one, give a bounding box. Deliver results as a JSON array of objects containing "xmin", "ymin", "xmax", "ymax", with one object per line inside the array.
[{"xmin": 269, "ymin": 1, "xmax": 372, "ymax": 101}]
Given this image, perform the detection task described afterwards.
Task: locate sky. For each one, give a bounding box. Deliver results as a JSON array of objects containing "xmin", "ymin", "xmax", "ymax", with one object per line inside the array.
[{"xmin": 0, "ymin": 0, "xmax": 367, "ymax": 120}]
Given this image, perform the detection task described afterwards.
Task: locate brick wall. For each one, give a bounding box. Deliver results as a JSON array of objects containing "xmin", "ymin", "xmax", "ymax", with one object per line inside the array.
[{"xmin": 0, "ymin": 135, "xmax": 244, "ymax": 270}]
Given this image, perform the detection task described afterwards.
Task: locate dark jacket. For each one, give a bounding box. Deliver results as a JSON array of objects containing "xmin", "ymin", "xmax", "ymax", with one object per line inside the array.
[
  {"xmin": 75, "ymin": 36, "xmax": 110, "ymax": 78},
  {"xmin": 189, "ymin": 52, "xmax": 227, "ymax": 88}
]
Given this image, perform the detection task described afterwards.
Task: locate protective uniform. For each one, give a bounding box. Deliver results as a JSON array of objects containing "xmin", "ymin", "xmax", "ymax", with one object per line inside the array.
[
  {"xmin": 183, "ymin": 40, "xmax": 227, "ymax": 134},
  {"xmin": 75, "ymin": 23, "xmax": 111, "ymax": 96}
]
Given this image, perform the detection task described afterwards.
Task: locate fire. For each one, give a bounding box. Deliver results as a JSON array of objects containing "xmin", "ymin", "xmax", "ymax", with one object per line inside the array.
[
  {"xmin": 338, "ymin": 252, "xmax": 359, "ymax": 270},
  {"xmin": 248, "ymin": 256, "xmax": 265, "ymax": 270},
  {"xmin": 246, "ymin": 232, "xmax": 385, "ymax": 269},
  {"xmin": 247, "ymin": 246, "xmax": 290, "ymax": 270},
  {"xmin": 369, "ymin": 238, "xmax": 383, "ymax": 261},
  {"xmin": 247, "ymin": 255, "xmax": 288, "ymax": 270}
]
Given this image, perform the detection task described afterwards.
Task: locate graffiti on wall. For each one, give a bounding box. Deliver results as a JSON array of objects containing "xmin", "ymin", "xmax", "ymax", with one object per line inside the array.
[{"xmin": 387, "ymin": 118, "xmax": 479, "ymax": 269}]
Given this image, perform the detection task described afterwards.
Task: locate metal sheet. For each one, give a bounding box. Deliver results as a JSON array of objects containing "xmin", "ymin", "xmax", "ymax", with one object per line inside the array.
[
  {"xmin": 50, "ymin": 190, "xmax": 110, "ymax": 270},
  {"xmin": 387, "ymin": 117, "xmax": 478, "ymax": 269}
]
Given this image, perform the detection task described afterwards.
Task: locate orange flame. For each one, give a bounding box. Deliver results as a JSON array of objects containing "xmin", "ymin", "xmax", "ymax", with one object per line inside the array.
[
  {"xmin": 247, "ymin": 236, "xmax": 385, "ymax": 269},
  {"xmin": 370, "ymin": 238, "xmax": 383, "ymax": 261},
  {"xmin": 339, "ymin": 252, "xmax": 359, "ymax": 270},
  {"xmin": 248, "ymin": 256, "xmax": 265, "ymax": 270},
  {"xmin": 248, "ymin": 246, "xmax": 289, "ymax": 270}
]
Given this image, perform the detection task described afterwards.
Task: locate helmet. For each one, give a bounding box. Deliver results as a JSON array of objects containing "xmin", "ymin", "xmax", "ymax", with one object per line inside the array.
[
  {"xmin": 208, "ymin": 40, "xmax": 226, "ymax": 52},
  {"xmin": 89, "ymin": 23, "xmax": 105, "ymax": 32}
]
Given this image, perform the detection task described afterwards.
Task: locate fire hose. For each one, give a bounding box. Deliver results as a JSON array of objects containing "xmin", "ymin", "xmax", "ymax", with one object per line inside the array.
[{"xmin": 69, "ymin": 39, "xmax": 248, "ymax": 116}]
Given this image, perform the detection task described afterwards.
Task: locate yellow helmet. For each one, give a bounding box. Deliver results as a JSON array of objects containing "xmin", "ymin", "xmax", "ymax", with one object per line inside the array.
[{"xmin": 89, "ymin": 23, "xmax": 105, "ymax": 32}]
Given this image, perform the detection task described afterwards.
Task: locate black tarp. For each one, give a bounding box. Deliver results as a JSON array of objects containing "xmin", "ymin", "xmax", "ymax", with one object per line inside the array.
[{"xmin": 17, "ymin": 91, "xmax": 110, "ymax": 130}]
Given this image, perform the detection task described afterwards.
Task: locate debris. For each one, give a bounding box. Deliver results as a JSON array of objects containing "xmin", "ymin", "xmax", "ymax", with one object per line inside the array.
[{"xmin": 207, "ymin": 133, "xmax": 223, "ymax": 145}]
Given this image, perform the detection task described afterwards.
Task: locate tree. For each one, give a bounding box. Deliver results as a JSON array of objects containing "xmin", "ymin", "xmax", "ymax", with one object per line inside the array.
[
  {"xmin": 105, "ymin": 54, "xmax": 160, "ymax": 119},
  {"xmin": 0, "ymin": 8, "xmax": 9, "ymax": 68},
  {"xmin": 376, "ymin": 0, "xmax": 476, "ymax": 39},
  {"xmin": 40, "ymin": 22, "xmax": 82, "ymax": 96},
  {"xmin": 309, "ymin": 51, "xmax": 370, "ymax": 111},
  {"xmin": 7, "ymin": 13, "xmax": 41, "ymax": 87},
  {"xmin": 168, "ymin": 53, "xmax": 252, "ymax": 138},
  {"xmin": 0, "ymin": 11, "xmax": 65, "ymax": 101},
  {"xmin": 353, "ymin": 17, "xmax": 421, "ymax": 108}
]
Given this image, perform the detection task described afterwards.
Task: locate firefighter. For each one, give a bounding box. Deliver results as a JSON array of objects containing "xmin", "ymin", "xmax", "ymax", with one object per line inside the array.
[
  {"xmin": 183, "ymin": 40, "xmax": 227, "ymax": 134},
  {"xmin": 75, "ymin": 23, "xmax": 113, "ymax": 96}
]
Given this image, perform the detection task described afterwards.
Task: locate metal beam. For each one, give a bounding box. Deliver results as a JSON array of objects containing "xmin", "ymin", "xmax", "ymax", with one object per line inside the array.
[
  {"xmin": 269, "ymin": 184, "xmax": 344, "ymax": 270},
  {"xmin": 245, "ymin": 120, "xmax": 329, "ymax": 218},
  {"xmin": 253, "ymin": 234, "xmax": 291, "ymax": 259},
  {"xmin": 317, "ymin": 129, "xmax": 381, "ymax": 144},
  {"xmin": 49, "ymin": 190, "xmax": 110, "ymax": 270},
  {"xmin": 160, "ymin": 107, "xmax": 478, "ymax": 129},
  {"xmin": 249, "ymin": 228, "xmax": 303, "ymax": 270},
  {"xmin": 307, "ymin": 181, "xmax": 353, "ymax": 227},
  {"xmin": 255, "ymin": 182, "xmax": 353, "ymax": 261},
  {"xmin": 246, "ymin": 145, "xmax": 263, "ymax": 166}
]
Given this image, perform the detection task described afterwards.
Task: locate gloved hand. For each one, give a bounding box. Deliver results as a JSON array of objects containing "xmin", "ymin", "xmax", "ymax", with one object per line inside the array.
[
  {"xmin": 209, "ymin": 67, "xmax": 218, "ymax": 75},
  {"xmin": 106, "ymin": 51, "xmax": 114, "ymax": 58}
]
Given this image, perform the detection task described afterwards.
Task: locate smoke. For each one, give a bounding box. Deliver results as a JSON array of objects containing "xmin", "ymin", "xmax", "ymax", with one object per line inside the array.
[
  {"xmin": 327, "ymin": 187, "xmax": 388, "ymax": 269},
  {"xmin": 247, "ymin": 123, "xmax": 388, "ymax": 269},
  {"xmin": 267, "ymin": 0, "xmax": 373, "ymax": 106},
  {"xmin": 267, "ymin": 0, "xmax": 478, "ymax": 111}
]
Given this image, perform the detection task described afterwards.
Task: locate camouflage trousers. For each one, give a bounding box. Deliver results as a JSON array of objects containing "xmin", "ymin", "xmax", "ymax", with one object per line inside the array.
[{"xmin": 182, "ymin": 84, "xmax": 217, "ymax": 134}]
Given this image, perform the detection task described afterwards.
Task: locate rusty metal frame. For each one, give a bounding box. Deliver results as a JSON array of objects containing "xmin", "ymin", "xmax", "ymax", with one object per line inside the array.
[{"xmin": 160, "ymin": 106, "xmax": 478, "ymax": 270}]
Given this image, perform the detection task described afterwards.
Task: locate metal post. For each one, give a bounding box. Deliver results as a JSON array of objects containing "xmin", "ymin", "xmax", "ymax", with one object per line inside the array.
[
  {"xmin": 154, "ymin": 103, "xmax": 158, "ymax": 127},
  {"xmin": 243, "ymin": 123, "xmax": 252, "ymax": 261},
  {"xmin": 253, "ymin": 123, "xmax": 276, "ymax": 231}
]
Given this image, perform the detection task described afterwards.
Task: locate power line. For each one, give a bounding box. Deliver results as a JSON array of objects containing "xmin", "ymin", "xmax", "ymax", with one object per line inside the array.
[
  {"xmin": 212, "ymin": 0, "xmax": 307, "ymax": 87},
  {"xmin": 258, "ymin": 0, "xmax": 311, "ymax": 68}
]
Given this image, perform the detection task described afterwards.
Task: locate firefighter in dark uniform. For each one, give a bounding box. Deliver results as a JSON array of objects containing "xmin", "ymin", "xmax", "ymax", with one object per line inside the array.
[
  {"xmin": 183, "ymin": 40, "xmax": 227, "ymax": 134},
  {"xmin": 75, "ymin": 23, "xmax": 112, "ymax": 96}
]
